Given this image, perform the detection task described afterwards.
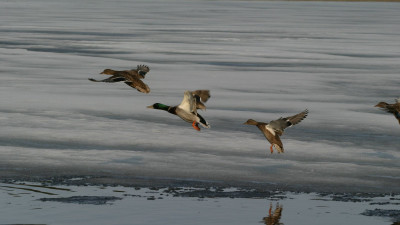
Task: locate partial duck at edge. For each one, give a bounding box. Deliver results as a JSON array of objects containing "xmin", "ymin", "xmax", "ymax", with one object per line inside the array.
[{"xmin": 375, "ymin": 98, "xmax": 400, "ymax": 124}]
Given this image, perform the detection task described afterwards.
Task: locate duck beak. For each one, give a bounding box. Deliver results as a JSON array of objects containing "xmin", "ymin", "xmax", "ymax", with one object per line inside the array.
[{"xmin": 147, "ymin": 105, "xmax": 154, "ymax": 109}]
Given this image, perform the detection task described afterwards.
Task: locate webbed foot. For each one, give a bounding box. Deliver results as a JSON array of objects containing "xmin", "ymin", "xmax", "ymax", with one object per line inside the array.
[{"xmin": 192, "ymin": 121, "xmax": 200, "ymax": 131}]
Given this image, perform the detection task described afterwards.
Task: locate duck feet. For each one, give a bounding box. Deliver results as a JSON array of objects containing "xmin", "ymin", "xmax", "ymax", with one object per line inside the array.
[
  {"xmin": 192, "ymin": 121, "xmax": 200, "ymax": 131},
  {"xmin": 269, "ymin": 202, "xmax": 273, "ymax": 215},
  {"xmin": 270, "ymin": 145, "xmax": 274, "ymax": 154}
]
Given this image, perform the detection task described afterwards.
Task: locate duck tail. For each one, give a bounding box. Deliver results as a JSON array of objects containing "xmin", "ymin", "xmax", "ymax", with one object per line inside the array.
[
  {"xmin": 197, "ymin": 113, "xmax": 210, "ymax": 128},
  {"xmin": 274, "ymin": 144, "xmax": 284, "ymax": 153}
]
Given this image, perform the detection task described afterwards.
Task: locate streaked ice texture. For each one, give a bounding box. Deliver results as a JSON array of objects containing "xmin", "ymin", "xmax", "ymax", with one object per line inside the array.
[{"xmin": 1, "ymin": 0, "xmax": 400, "ymax": 192}]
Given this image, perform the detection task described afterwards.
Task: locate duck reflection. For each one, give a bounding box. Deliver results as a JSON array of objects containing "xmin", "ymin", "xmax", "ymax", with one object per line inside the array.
[{"xmin": 262, "ymin": 202, "xmax": 283, "ymax": 225}]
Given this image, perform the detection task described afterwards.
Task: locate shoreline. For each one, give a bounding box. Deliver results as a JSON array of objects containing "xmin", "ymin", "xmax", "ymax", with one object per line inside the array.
[
  {"xmin": 1, "ymin": 178, "xmax": 398, "ymax": 204},
  {"xmin": 1, "ymin": 174, "xmax": 398, "ymax": 195}
]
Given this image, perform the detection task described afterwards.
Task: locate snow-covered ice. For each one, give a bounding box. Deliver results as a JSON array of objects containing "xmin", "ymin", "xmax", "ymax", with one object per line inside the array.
[{"xmin": 1, "ymin": 0, "xmax": 400, "ymax": 193}]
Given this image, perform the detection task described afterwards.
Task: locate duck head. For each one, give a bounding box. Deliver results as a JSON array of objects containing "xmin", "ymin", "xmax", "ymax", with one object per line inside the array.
[
  {"xmin": 147, "ymin": 103, "xmax": 170, "ymax": 110},
  {"xmin": 243, "ymin": 119, "xmax": 258, "ymax": 125},
  {"xmin": 100, "ymin": 69, "xmax": 115, "ymax": 75},
  {"xmin": 375, "ymin": 102, "xmax": 389, "ymax": 108}
]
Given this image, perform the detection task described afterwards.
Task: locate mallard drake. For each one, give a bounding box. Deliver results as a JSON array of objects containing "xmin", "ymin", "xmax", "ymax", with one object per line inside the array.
[
  {"xmin": 147, "ymin": 90, "xmax": 210, "ymax": 131},
  {"xmin": 375, "ymin": 98, "xmax": 400, "ymax": 124},
  {"xmin": 88, "ymin": 65, "xmax": 150, "ymax": 93},
  {"xmin": 244, "ymin": 110, "xmax": 308, "ymax": 154}
]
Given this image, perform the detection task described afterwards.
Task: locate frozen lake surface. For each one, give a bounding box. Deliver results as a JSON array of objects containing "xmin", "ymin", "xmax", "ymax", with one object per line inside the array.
[{"xmin": 1, "ymin": 0, "xmax": 400, "ymax": 195}]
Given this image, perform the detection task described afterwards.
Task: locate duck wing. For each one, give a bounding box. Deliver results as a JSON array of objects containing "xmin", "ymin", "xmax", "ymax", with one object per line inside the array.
[
  {"xmin": 88, "ymin": 75, "xmax": 126, "ymax": 83},
  {"xmin": 265, "ymin": 120, "xmax": 286, "ymax": 136},
  {"xmin": 178, "ymin": 91, "xmax": 197, "ymax": 114},
  {"xmin": 193, "ymin": 95, "xmax": 206, "ymax": 110},
  {"xmin": 192, "ymin": 90, "xmax": 210, "ymax": 111},
  {"xmin": 285, "ymin": 109, "xmax": 309, "ymax": 126},
  {"xmin": 136, "ymin": 64, "xmax": 150, "ymax": 79},
  {"xmin": 197, "ymin": 113, "xmax": 210, "ymax": 128},
  {"xmin": 268, "ymin": 109, "xmax": 308, "ymax": 134},
  {"xmin": 124, "ymin": 76, "xmax": 150, "ymax": 93},
  {"xmin": 192, "ymin": 90, "xmax": 210, "ymax": 103}
]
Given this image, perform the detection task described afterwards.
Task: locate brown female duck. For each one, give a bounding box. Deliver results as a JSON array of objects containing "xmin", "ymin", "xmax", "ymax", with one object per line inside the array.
[
  {"xmin": 88, "ymin": 65, "xmax": 150, "ymax": 93},
  {"xmin": 375, "ymin": 98, "xmax": 400, "ymax": 124},
  {"xmin": 244, "ymin": 110, "xmax": 308, "ymax": 154}
]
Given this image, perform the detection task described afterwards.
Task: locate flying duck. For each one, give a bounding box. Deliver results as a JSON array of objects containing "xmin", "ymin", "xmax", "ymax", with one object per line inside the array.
[
  {"xmin": 244, "ymin": 109, "xmax": 308, "ymax": 153},
  {"xmin": 263, "ymin": 203, "xmax": 283, "ymax": 225},
  {"xmin": 88, "ymin": 65, "xmax": 150, "ymax": 93},
  {"xmin": 375, "ymin": 98, "xmax": 400, "ymax": 124},
  {"xmin": 147, "ymin": 90, "xmax": 210, "ymax": 131}
]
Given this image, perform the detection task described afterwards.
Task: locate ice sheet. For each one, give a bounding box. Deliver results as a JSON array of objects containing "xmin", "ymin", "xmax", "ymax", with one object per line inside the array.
[{"xmin": 0, "ymin": 0, "xmax": 400, "ymax": 192}]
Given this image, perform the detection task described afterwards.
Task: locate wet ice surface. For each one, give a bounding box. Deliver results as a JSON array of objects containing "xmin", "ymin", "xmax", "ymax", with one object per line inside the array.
[
  {"xmin": 1, "ymin": 182, "xmax": 400, "ymax": 225},
  {"xmin": 1, "ymin": 0, "xmax": 400, "ymax": 195}
]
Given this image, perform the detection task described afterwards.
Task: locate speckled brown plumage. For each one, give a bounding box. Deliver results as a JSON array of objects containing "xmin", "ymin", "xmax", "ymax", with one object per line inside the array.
[
  {"xmin": 263, "ymin": 203, "xmax": 283, "ymax": 225},
  {"xmin": 244, "ymin": 110, "xmax": 308, "ymax": 154},
  {"xmin": 88, "ymin": 65, "xmax": 150, "ymax": 93},
  {"xmin": 375, "ymin": 98, "xmax": 400, "ymax": 124}
]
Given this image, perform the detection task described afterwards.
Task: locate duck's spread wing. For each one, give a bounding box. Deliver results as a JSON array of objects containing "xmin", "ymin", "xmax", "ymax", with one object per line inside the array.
[
  {"xmin": 124, "ymin": 77, "xmax": 150, "ymax": 93},
  {"xmin": 192, "ymin": 90, "xmax": 210, "ymax": 103},
  {"xmin": 136, "ymin": 65, "xmax": 150, "ymax": 77},
  {"xmin": 285, "ymin": 109, "xmax": 308, "ymax": 126},
  {"xmin": 267, "ymin": 109, "xmax": 308, "ymax": 134},
  {"xmin": 193, "ymin": 95, "xmax": 206, "ymax": 110},
  {"xmin": 178, "ymin": 91, "xmax": 196, "ymax": 114}
]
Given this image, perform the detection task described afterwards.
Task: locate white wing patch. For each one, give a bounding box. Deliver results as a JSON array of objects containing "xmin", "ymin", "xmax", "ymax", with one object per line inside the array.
[
  {"xmin": 265, "ymin": 125, "xmax": 276, "ymax": 136},
  {"xmin": 178, "ymin": 90, "xmax": 196, "ymax": 114}
]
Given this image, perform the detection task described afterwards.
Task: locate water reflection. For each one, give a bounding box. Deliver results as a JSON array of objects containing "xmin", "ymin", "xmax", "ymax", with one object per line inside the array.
[{"xmin": 262, "ymin": 202, "xmax": 283, "ymax": 225}]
